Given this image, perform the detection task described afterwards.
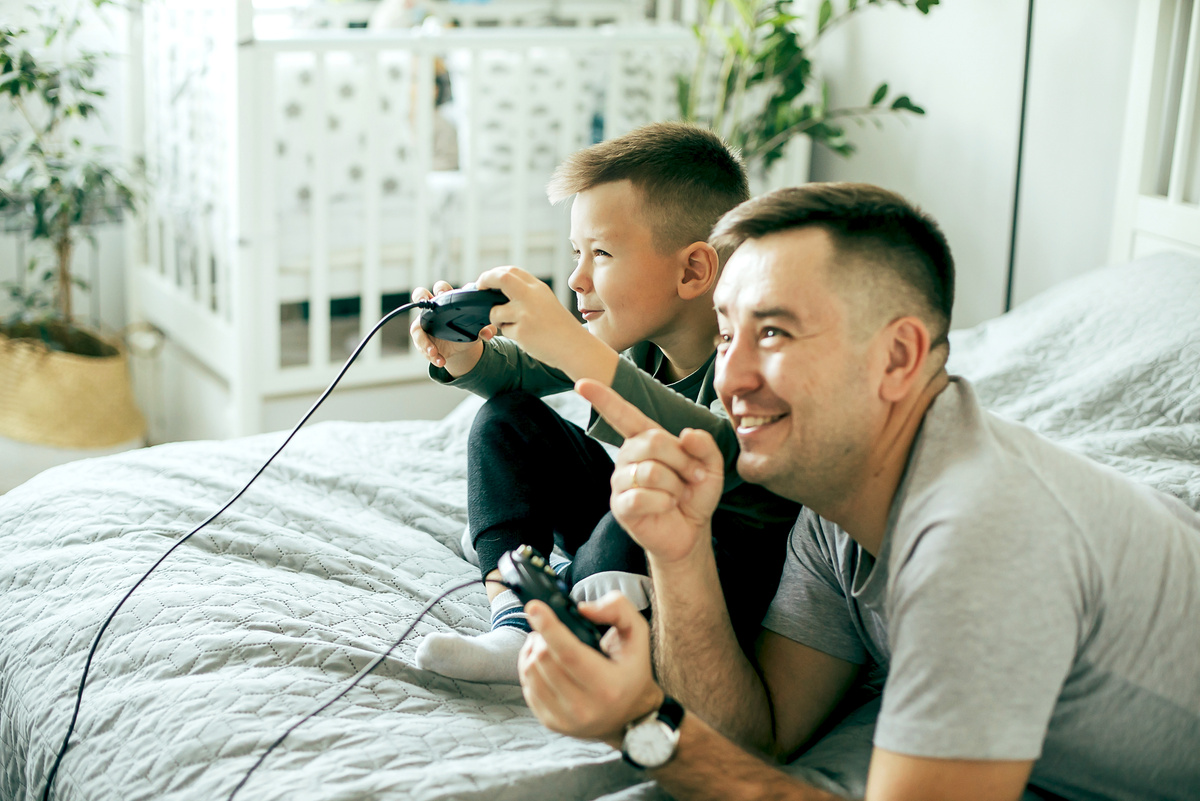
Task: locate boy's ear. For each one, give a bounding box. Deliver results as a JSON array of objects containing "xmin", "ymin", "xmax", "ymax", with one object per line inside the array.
[{"xmin": 678, "ymin": 242, "xmax": 721, "ymax": 300}]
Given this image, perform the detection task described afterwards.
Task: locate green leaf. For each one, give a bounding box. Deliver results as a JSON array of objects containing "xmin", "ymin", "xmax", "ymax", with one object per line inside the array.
[
  {"xmin": 891, "ymin": 95, "xmax": 925, "ymax": 114},
  {"xmin": 870, "ymin": 82, "xmax": 888, "ymax": 105},
  {"xmin": 915, "ymin": 0, "xmax": 940, "ymax": 13},
  {"xmin": 818, "ymin": 0, "xmax": 833, "ymax": 32}
]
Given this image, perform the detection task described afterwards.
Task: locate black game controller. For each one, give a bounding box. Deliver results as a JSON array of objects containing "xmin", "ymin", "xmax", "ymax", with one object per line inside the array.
[
  {"xmin": 418, "ymin": 283, "xmax": 508, "ymax": 343},
  {"xmin": 498, "ymin": 545, "xmax": 605, "ymax": 652}
]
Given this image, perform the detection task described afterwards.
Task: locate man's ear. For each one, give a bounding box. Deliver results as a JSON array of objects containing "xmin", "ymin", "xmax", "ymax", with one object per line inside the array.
[
  {"xmin": 678, "ymin": 242, "xmax": 721, "ymax": 300},
  {"xmin": 878, "ymin": 316, "xmax": 931, "ymax": 402}
]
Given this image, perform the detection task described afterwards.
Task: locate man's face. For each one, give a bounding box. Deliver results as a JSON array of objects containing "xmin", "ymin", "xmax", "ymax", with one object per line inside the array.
[
  {"xmin": 568, "ymin": 180, "xmax": 683, "ymax": 353},
  {"xmin": 714, "ymin": 228, "xmax": 881, "ymax": 505}
]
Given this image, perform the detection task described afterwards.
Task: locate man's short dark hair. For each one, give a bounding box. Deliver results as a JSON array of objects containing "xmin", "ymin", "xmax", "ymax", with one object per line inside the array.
[
  {"xmin": 547, "ymin": 122, "xmax": 750, "ymax": 262},
  {"xmin": 710, "ymin": 182, "xmax": 955, "ymax": 349}
]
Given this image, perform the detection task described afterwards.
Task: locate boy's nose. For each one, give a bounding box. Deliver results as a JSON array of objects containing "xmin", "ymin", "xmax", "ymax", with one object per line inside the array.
[{"xmin": 568, "ymin": 261, "xmax": 591, "ymax": 294}]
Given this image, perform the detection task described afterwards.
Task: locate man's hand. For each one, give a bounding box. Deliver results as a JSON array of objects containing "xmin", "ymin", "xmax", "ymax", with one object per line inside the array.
[
  {"xmin": 476, "ymin": 266, "xmax": 618, "ymax": 383},
  {"xmin": 576, "ymin": 379, "xmax": 725, "ymax": 566},
  {"xmin": 519, "ymin": 591, "xmax": 664, "ymax": 747},
  {"xmin": 409, "ymin": 281, "xmax": 491, "ymax": 377}
]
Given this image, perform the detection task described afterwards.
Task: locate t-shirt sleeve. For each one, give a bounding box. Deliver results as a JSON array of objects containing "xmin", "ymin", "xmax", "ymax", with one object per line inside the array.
[
  {"xmin": 762, "ymin": 513, "xmax": 869, "ymax": 665},
  {"xmin": 875, "ymin": 518, "xmax": 1082, "ymax": 761},
  {"xmin": 429, "ymin": 336, "xmax": 572, "ymax": 399},
  {"xmin": 588, "ymin": 356, "xmax": 739, "ymax": 467}
]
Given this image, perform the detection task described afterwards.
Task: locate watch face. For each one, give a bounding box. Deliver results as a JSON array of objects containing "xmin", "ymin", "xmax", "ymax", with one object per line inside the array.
[{"xmin": 623, "ymin": 720, "xmax": 678, "ymax": 769}]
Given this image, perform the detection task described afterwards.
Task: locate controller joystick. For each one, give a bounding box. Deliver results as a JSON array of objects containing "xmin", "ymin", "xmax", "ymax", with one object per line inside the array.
[
  {"xmin": 498, "ymin": 545, "xmax": 605, "ymax": 652},
  {"xmin": 418, "ymin": 283, "xmax": 508, "ymax": 343}
]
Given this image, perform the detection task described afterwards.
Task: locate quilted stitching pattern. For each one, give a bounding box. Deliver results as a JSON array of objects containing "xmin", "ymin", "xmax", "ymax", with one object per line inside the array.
[
  {"xmin": 948, "ymin": 252, "xmax": 1200, "ymax": 512},
  {"xmin": 0, "ymin": 397, "xmax": 646, "ymax": 800}
]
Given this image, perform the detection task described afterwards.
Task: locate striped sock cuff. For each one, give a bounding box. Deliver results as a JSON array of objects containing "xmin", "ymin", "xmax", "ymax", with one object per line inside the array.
[
  {"xmin": 491, "ymin": 605, "xmax": 531, "ymax": 632},
  {"xmin": 490, "ymin": 589, "xmax": 530, "ymax": 632},
  {"xmin": 548, "ymin": 550, "xmax": 572, "ymax": 577}
]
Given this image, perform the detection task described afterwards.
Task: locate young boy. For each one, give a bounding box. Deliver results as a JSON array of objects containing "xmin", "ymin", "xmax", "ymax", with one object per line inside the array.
[{"xmin": 409, "ymin": 122, "xmax": 799, "ymax": 683}]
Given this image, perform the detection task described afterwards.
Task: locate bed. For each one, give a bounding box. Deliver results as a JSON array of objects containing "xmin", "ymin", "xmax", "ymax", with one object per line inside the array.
[
  {"xmin": 4, "ymin": 0, "xmax": 1200, "ymax": 796},
  {"xmin": 2, "ymin": 250, "xmax": 1198, "ymax": 800}
]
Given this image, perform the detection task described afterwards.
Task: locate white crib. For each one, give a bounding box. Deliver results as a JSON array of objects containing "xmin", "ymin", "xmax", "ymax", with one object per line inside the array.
[{"xmin": 128, "ymin": 0, "xmax": 693, "ymax": 440}]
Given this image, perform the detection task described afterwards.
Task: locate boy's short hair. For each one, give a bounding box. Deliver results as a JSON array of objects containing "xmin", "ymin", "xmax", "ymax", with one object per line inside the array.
[
  {"xmin": 547, "ymin": 122, "xmax": 749, "ymax": 262},
  {"xmin": 711, "ymin": 182, "xmax": 955, "ymax": 351}
]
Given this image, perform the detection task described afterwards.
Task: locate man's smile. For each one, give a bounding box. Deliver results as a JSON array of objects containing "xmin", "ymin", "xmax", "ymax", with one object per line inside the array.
[{"xmin": 734, "ymin": 412, "xmax": 787, "ymax": 434}]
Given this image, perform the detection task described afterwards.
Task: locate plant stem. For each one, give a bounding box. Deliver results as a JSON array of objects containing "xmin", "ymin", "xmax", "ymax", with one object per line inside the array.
[
  {"xmin": 755, "ymin": 103, "xmax": 894, "ymax": 157},
  {"xmin": 686, "ymin": 1, "xmax": 716, "ymax": 121},
  {"xmin": 809, "ymin": 3, "xmax": 860, "ymax": 48},
  {"xmin": 56, "ymin": 234, "xmax": 73, "ymax": 323},
  {"xmin": 726, "ymin": 0, "xmax": 764, "ymax": 147}
]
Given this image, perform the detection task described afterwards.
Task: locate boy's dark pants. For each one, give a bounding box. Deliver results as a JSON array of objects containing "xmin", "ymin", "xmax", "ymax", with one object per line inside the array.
[{"xmin": 467, "ymin": 391, "xmax": 796, "ymax": 650}]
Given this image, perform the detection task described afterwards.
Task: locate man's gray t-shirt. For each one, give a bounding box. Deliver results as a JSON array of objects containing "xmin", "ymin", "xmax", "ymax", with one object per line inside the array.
[{"xmin": 763, "ymin": 378, "xmax": 1200, "ymax": 801}]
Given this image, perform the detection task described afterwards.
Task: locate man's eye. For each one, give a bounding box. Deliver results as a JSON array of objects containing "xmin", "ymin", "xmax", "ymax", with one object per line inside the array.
[
  {"xmin": 571, "ymin": 249, "xmax": 581, "ymax": 260},
  {"xmin": 594, "ymin": 249, "xmax": 611, "ymax": 259},
  {"xmin": 715, "ymin": 333, "xmax": 731, "ymax": 352},
  {"xmin": 761, "ymin": 327, "xmax": 787, "ymax": 342}
]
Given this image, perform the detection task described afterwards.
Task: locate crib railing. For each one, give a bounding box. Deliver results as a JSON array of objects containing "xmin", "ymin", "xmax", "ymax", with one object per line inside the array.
[
  {"xmin": 1112, "ymin": 0, "xmax": 1200, "ymax": 261},
  {"xmin": 134, "ymin": 1, "xmax": 692, "ymax": 434}
]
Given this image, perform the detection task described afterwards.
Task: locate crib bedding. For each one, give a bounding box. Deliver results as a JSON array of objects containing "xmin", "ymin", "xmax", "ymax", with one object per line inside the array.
[{"xmin": 2, "ymin": 252, "xmax": 1199, "ymax": 801}]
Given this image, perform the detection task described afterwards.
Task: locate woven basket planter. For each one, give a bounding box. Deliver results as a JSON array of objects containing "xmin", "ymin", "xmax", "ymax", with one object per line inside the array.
[{"xmin": 0, "ymin": 325, "xmax": 145, "ymax": 449}]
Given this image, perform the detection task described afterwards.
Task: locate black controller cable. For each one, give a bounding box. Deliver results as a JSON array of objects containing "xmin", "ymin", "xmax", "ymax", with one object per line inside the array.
[
  {"xmin": 226, "ymin": 576, "xmax": 511, "ymax": 801},
  {"xmin": 41, "ymin": 299, "xmax": 440, "ymax": 801}
]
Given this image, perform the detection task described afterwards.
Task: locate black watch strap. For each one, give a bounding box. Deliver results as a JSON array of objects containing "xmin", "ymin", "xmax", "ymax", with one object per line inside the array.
[{"xmin": 656, "ymin": 695, "xmax": 685, "ymax": 730}]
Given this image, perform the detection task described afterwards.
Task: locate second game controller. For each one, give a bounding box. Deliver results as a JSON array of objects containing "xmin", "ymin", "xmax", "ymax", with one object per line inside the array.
[
  {"xmin": 498, "ymin": 545, "xmax": 605, "ymax": 652},
  {"xmin": 418, "ymin": 283, "xmax": 508, "ymax": 343}
]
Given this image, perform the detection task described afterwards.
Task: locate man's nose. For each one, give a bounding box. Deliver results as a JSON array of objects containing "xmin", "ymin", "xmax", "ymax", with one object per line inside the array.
[{"xmin": 715, "ymin": 335, "xmax": 761, "ymax": 397}]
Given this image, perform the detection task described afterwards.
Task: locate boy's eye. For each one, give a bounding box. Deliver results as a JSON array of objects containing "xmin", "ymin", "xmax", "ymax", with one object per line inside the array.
[
  {"xmin": 593, "ymin": 249, "xmax": 611, "ymax": 259},
  {"xmin": 715, "ymin": 332, "xmax": 731, "ymax": 353}
]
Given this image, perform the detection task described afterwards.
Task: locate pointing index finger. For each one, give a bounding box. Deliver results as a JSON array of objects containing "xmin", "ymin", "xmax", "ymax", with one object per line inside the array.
[{"xmin": 575, "ymin": 379, "xmax": 663, "ymax": 440}]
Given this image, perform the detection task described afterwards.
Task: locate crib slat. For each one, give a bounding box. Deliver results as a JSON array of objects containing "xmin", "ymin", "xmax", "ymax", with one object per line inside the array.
[
  {"xmin": 656, "ymin": 0, "xmax": 670, "ymax": 25},
  {"xmin": 553, "ymin": 47, "xmax": 580, "ymax": 304},
  {"xmin": 361, "ymin": 50, "xmax": 383, "ymax": 362},
  {"xmin": 651, "ymin": 47, "xmax": 668, "ymax": 122},
  {"xmin": 310, "ymin": 51, "xmax": 332, "ymax": 369},
  {"xmin": 464, "ymin": 49, "xmax": 481, "ymax": 283},
  {"xmin": 413, "ymin": 51, "xmax": 434, "ymax": 293},
  {"xmin": 511, "ymin": 49, "xmax": 531, "ymax": 270},
  {"xmin": 259, "ymin": 49, "xmax": 282, "ymax": 374},
  {"xmin": 1166, "ymin": 0, "xmax": 1200, "ymax": 203},
  {"xmin": 604, "ymin": 47, "xmax": 623, "ymax": 139}
]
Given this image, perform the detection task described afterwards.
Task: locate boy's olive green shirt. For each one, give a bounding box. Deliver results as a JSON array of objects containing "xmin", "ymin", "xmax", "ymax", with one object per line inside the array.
[{"xmin": 430, "ymin": 336, "xmax": 801, "ymax": 531}]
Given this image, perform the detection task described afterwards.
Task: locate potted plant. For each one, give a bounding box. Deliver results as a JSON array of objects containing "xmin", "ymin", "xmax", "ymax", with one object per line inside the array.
[
  {"xmin": 680, "ymin": 0, "xmax": 937, "ymax": 191},
  {"xmin": 0, "ymin": 0, "xmax": 144, "ymax": 459}
]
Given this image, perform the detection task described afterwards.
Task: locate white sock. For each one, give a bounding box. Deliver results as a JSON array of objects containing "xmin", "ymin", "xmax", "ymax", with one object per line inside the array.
[
  {"xmin": 414, "ymin": 590, "xmax": 527, "ymax": 684},
  {"xmin": 570, "ymin": 570, "xmax": 653, "ymax": 610},
  {"xmin": 460, "ymin": 526, "xmax": 479, "ymax": 566}
]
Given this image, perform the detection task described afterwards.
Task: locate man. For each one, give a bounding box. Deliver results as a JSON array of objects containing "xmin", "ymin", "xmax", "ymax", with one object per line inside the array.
[{"xmin": 516, "ymin": 183, "xmax": 1200, "ymax": 801}]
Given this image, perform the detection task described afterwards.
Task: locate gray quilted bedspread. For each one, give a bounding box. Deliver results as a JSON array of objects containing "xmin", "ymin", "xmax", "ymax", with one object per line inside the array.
[{"xmin": 1, "ymin": 253, "xmax": 1198, "ymax": 801}]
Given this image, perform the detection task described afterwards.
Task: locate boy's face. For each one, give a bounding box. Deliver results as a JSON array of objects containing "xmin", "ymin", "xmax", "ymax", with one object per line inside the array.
[{"xmin": 568, "ymin": 180, "xmax": 684, "ymax": 353}]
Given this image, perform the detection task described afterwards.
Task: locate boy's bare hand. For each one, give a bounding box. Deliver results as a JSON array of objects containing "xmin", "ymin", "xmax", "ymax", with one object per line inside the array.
[
  {"xmin": 408, "ymin": 281, "xmax": 490, "ymax": 377},
  {"xmin": 476, "ymin": 266, "xmax": 594, "ymax": 372},
  {"xmin": 576, "ymin": 379, "xmax": 724, "ymax": 566}
]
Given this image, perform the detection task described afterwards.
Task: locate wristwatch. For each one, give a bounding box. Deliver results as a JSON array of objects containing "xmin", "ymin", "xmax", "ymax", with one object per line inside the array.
[{"xmin": 620, "ymin": 694, "xmax": 685, "ymax": 769}]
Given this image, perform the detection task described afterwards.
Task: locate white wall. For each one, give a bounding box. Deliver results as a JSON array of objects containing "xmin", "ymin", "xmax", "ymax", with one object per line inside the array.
[
  {"xmin": 1010, "ymin": 0, "xmax": 1140, "ymax": 306},
  {"xmin": 809, "ymin": 0, "xmax": 1140, "ymax": 327}
]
